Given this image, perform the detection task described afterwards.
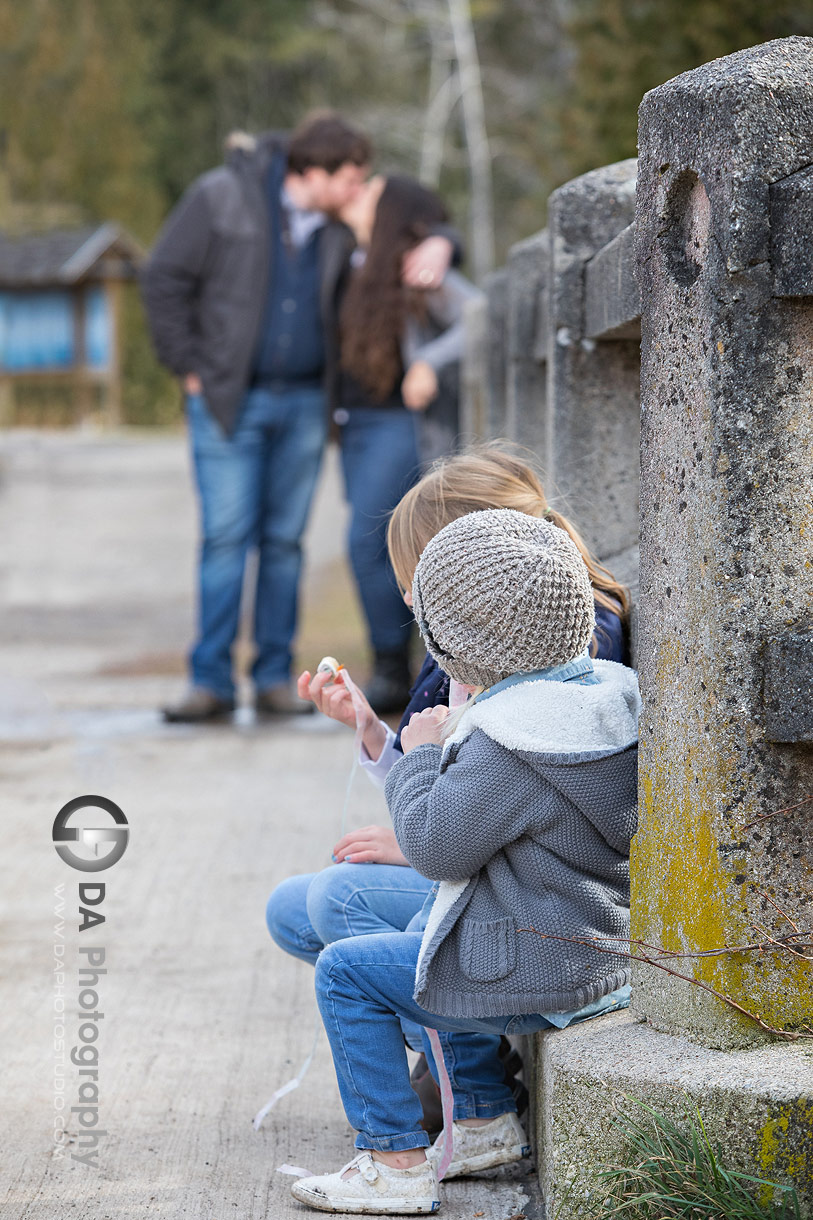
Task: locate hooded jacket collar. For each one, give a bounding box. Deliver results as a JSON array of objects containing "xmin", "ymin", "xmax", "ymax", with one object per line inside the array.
[{"xmin": 446, "ymin": 659, "xmax": 640, "ymax": 758}]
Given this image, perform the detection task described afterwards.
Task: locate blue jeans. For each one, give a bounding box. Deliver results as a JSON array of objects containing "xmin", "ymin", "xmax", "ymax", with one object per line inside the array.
[
  {"xmin": 265, "ymin": 863, "xmax": 432, "ymax": 1050},
  {"xmin": 337, "ymin": 407, "xmax": 420, "ymax": 654},
  {"xmin": 187, "ymin": 387, "xmax": 326, "ymax": 698},
  {"xmin": 265, "ymin": 863, "xmax": 433, "ymax": 965},
  {"xmin": 315, "ymin": 927, "xmax": 562, "ymax": 1152}
]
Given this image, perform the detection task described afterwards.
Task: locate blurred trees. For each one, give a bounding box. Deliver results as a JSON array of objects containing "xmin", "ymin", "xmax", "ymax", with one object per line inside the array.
[
  {"xmin": 561, "ymin": 0, "xmax": 813, "ymax": 177},
  {"xmin": 4, "ymin": 0, "xmax": 813, "ymax": 255},
  {"xmin": 0, "ymin": 0, "xmax": 566, "ymax": 253},
  {"xmin": 1, "ymin": 0, "xmax": 813, "ymax": 423}
]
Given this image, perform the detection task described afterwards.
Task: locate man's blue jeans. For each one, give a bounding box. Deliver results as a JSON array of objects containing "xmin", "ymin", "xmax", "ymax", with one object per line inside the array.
[
  {"xmin": 187, "ymin": 386, "xmax": 326, "ymax": 699},
  {"xmin": 337, "ymin": 406, "xmax": 420, "ymax": 654}
]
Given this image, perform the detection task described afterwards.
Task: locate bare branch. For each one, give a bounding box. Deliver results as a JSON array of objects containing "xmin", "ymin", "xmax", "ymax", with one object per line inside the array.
[
  {"xmin": 518, "ymin": 926, "xmax": 813, "ymax": 1042},
  {"xmin": 447, "ymin": 0, "xmax": 494, "ymax": 279},
  {"xmin": 739, "ymin": 792, "xmax": 813, "ymax": 831}
]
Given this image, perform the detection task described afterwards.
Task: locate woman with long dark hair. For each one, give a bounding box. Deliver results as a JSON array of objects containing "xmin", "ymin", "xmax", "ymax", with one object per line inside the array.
[{"xmin": 335, "ymin": 174, "xmax": 480, "ymax": 713}]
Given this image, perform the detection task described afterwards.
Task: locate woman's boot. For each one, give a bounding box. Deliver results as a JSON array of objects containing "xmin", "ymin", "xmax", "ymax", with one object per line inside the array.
[{"xmin": 364, "ymin": 648, "xmax": 412, "ymax": 714}]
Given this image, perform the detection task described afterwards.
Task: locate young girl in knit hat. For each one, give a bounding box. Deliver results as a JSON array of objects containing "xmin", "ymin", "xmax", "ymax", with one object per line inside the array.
[
  {"xmin": 269, "ymin": 445, "xmax": 629, "ymax": 922},
  {"xmin": 290, "ymin": 507, "xmax": 640, "ymax": 1214}
]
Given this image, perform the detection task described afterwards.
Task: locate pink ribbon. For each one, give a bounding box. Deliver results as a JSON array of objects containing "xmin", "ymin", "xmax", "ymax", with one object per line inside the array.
[{"xmin": 425, "ymin": 1027, "xmax": 455, "ymax": 1180}]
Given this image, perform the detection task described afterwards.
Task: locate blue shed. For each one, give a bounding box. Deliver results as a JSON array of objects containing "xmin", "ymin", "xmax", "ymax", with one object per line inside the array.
[{"xmin": 0, "ymin": 223, "xmax": 142, "ymax": 423}]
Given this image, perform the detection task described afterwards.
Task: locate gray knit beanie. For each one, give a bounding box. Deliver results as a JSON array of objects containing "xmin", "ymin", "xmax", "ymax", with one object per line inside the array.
[{"xmin": 412, "ymin": 508, "xmax": 595, "ymax": 687}]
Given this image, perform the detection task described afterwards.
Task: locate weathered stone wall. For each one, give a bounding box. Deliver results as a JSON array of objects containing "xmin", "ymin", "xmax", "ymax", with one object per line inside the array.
[
  {"xmin": 634, "ymin": 36, "xmax": 813, "ymax": 1051},
  {"xmin": 546, "ymin": 161, "xmax": 640, "ymax": 563},
  {"xmin": 461, "ymin": 163, "xmax": 641, "ymax": 566},
  {"xmin": 465, "ymin": 33, "xmax": 813, "ymax": 1220}
]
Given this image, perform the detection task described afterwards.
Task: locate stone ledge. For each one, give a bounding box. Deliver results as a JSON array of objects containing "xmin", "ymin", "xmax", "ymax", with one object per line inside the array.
[
  {"xmin": 527, "ymin": 1010, "xmax": 813, "ymax": 1219},
  {"xmin": 584, "ymin": 223, "xmax": 641, "ymax": 340}
]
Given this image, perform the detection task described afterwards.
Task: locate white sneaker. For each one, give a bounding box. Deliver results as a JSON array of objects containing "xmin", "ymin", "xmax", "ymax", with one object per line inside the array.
[
  {"xmin": 291, "ymin": 1151, "xmax": 440, "ymax": 1214},
  {"xmin": 430, "ymin": 1111, "xmax": 530, "ymax": 1179}
]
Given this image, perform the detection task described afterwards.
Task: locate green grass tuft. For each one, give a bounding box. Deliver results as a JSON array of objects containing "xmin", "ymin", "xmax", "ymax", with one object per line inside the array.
[{"xmin": 596, "ymin": 1100, "xmax": 801, "ymax": 1220}]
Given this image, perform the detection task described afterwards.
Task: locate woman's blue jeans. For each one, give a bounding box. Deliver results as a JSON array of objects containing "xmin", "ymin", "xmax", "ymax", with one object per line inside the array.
[
  {"xmin": 336, "ymin": 406, "xmax": 420, "ymax": 654},
  {"xmin": 187, "ymin": 386, "xmax": 326, "ymax": 699}
]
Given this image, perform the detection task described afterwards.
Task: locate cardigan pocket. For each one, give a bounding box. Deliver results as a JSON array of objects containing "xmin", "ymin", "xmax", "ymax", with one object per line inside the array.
[{"xmin": 459, "ymin": 916, "xmax": 516, "ymax": 982}]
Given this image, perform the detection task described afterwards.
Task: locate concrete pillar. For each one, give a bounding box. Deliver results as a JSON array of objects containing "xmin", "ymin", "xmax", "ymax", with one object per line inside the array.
[
  {"xmin": 460, "ymin": 294, "xmax": 488, "ymax": 442},
  {"xmin": 482, "ymin": 268, "xmax": 509, "ymax": 438},
  {"xmin": 634, "ymin": 36, "xmax": 813, "ymax": 1050},
  {"xmin": 460, "ymin": 270, "xmax": 509, "ymax": 443},
  {"xmin": 528, "ymin": 41, "xmax": 813, "ymax": 1220},
  {"xmin": 546, "ymin": 160, "xmax": 640, "ymax": 559}
]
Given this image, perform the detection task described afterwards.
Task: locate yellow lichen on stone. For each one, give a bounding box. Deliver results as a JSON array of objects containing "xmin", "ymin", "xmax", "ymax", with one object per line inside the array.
[
  {"xmin": 756, "ymin": 1104, "xmax": 811, "ymax": 1206},
  {"xmin": 634, "ymin": 628, "xmax": 813, "ymax": 1038}
]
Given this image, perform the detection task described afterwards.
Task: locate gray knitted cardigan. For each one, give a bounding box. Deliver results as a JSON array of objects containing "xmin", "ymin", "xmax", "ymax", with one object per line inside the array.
[{"xmin": 384, "ymin": 659, "xmax": 640, "ymax": 1018}]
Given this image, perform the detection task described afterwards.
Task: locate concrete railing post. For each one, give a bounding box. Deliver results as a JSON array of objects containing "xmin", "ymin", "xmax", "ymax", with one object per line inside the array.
[
  {"xmin": 634, "ymin": 36, "xmax": 813, "ymax": 1050},
  {"xmin": 525, "ymin": 40, "xmax": 813, "ymax": 1220},
  {"xmin": 460, "ymin": 269, "xmax": 509, "ymax": 442},
  {"xmin": 546, "ymin": 160, "xmax": 640, "ymax": 560}
]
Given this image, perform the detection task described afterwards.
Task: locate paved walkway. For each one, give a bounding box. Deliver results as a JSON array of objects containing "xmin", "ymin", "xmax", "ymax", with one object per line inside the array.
[{"xmin": 0, "ymin": 431, "xmax": 538, "ymax": 1219}]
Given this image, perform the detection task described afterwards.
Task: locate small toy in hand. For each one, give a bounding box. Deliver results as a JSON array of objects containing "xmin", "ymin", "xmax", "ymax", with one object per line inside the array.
[{"xmin": 316, "ymin": 656, "xmax": 345, "ymax": 683}]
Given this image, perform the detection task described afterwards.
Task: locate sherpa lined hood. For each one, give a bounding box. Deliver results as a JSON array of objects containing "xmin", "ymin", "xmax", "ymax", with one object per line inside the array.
[{"xmin": 446, "ymin": 659, "xmax": 640, "ymax": 759}]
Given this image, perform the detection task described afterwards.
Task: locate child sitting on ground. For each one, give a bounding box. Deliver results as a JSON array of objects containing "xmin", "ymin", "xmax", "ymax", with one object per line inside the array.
[{"xmin": 290, "ymin": 508, "xmax": 640, "ymax": 1214}]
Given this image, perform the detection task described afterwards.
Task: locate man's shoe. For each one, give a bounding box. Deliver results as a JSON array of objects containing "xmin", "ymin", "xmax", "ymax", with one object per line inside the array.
[
  {"xmin": 291, "ymin": 1152, "xmax": 439, "ymax": 1214},
  {"xmin": 255, "ymin": 683, "xmax": 315, "ymax": 717},
  {"xmin": 429, "ymin": 1111, "xmax": 530, "ymax": 1179},
  {"xmin": 364, "ymin": 649, "xmax": 412, "ymax": 715},
  {"xmin": 162, "ymin": 687, "xmax": 235, "ymax": 723}
]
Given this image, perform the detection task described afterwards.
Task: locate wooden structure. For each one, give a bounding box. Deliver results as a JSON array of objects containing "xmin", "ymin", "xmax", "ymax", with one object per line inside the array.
[{"xmin": 0, "ymin": 223, "xmax": 142, "ymax": 425}]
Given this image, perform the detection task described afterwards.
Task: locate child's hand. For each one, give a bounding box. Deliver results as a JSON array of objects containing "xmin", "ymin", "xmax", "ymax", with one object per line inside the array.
[
  {"xmin": 297, "ymin": 668, "xmax": 374, "ymax": 732},
  {"xmin": 400, "ymin": 705, "xmax": 450, "ymax": 753},
  {"xmin": 332, "ymin": 825, "xmax": 410, "ymax": 867}
]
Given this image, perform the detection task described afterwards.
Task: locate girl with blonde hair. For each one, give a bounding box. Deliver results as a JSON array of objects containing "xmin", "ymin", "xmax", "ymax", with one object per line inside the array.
[
  {"xmin": 388, "ymin": 444, "xmax": 629, "ymax": 662},
  {"xmin": 265, "ymin": 444, "xmax": 631, "ymax": 1131}
]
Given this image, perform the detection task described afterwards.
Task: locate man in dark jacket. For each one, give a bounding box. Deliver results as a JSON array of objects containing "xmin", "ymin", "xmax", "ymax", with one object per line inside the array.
[{"xmin": 143, "ymin": 113, "xmax": 452, "ymax": 722}]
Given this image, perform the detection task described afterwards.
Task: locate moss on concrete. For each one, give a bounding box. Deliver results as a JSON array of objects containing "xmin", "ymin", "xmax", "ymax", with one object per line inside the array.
[{"xmin": 530, "ymin": 1013, "xmax": 813, "ymax": 1219}]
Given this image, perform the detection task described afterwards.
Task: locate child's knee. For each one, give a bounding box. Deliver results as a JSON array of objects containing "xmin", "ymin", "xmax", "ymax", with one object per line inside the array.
[
  {"xmin": 265, "ymin": 874, "xmax": 311, "ymax": 949},
  {"xmin": 305, "ymin": 864, "xmax": 362, "ymax": 945},
  {"xmin": 314, "ymin": 938, "xmax": 351, "ymax": 995}
]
